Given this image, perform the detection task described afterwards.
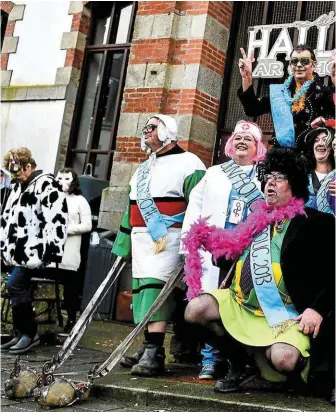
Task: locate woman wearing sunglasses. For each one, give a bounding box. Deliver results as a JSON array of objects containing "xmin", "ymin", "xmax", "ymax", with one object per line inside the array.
[{"xmin": 237, "ymin": 44, "xmax": 335, "ymax": 151}]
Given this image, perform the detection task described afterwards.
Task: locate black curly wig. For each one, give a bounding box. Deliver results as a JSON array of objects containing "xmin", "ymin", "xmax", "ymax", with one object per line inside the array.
[
  {"xmin": 258, "ymin": 148, "xmax": 310, "ymax": 202},
  {"xmin": 303, "ymin": 126, "xmax": 335, "ymax": 172},
  {"xmin": 57, "ymin": 168, "xmax": 82, "ymax": 195}
]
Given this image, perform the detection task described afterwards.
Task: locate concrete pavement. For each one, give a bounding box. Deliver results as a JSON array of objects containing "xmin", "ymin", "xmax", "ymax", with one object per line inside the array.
[{"xmin": 1, "ymin": 321, "xmax": 334, "ymax": 412}]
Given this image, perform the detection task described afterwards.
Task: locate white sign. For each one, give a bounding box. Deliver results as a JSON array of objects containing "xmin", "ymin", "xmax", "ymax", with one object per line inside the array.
[{"xmin": 248, "ymin": 11, "xmax": 336, "ymax": 78}]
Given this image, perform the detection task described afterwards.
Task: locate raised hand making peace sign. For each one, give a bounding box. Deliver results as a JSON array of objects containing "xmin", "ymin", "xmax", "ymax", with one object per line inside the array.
[{"xmin": 238, "ymin": 48, "xmax": 254, "ymax": 91}]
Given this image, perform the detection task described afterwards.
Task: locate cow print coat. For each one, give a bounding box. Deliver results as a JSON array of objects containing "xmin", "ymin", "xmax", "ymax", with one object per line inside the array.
[{"xmin": 0, "ymin": 172, "xmax": 68, "ymax": 269}]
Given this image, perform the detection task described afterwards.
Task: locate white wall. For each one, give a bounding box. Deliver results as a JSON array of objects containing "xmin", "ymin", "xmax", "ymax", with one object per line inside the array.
[
  {"xmin": 1, "ymin": 100, "xmax": 66, "ymax": 174},
  {"xmin": 8, "ymin": 1, "xmax": 72, "ymax": 86}
]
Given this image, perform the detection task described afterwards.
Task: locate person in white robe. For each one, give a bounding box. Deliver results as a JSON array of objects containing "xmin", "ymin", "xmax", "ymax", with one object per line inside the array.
[{"xmin": 181, "ymin": 120, "xmax": 267, "ymax": 380}]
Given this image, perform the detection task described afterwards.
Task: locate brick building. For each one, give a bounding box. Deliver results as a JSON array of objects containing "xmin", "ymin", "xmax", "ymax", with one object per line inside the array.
[{"xmin": 1, "ymin": 1, "xmax": 334, "ymax": 230}]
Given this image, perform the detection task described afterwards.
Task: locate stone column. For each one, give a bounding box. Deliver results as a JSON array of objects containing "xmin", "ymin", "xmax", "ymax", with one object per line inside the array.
[{"xmin": 99, "ymin": 1, "xmax": 233, "ymax": 230}]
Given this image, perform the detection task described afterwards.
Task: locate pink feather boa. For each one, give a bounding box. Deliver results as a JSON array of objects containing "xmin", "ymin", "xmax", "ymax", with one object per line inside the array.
[{"xmin": 182, "ymin": 198, "xmax": 305, "ymax": 301}]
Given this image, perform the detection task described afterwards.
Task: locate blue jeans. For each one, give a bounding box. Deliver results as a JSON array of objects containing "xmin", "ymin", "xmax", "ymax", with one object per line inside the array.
[
  {"xmin": 201, "ymin": 343, "xmax": 221, "ymax": 366},
  {"xmin": 6, "ymin": 266, "xmax": 34, "ymax": 308},
  {"xmin": 6, "ymin": 266, "xmax": 37, "ymax": 336}
]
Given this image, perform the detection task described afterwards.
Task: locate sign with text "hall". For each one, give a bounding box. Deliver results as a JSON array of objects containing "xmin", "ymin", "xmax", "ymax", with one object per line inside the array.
[{"xmin": 248, "ymin": 11, "xmax": 335, "ymax": 78}]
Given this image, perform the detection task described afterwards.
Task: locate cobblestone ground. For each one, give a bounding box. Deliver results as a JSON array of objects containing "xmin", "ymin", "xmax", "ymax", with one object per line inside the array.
[{"xmin": 1, "ymin": 345, "xmax": 192, "ymax": 412}]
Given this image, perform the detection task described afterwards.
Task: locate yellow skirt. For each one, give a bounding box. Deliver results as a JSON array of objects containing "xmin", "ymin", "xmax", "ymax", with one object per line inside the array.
[{"xmin": 210, "ymin": 289, "xmax": 310, "ymax": 382}]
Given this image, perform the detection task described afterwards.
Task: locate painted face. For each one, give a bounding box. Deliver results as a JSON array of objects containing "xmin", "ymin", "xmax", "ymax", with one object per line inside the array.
[
  {"xmin": 56, "ymin": 172, "xmax": 73, "ymax": 192},
  {"xmin": 332, "ymin": 137, "xmax": 336, "ymax": 155},
  {"xmin": 264, "ymin": 173, "xmax": 293, "ymax": 206},
  {"xmin": 232, "ymin": 132, "xmax": 257, "ymax": 163},
  {"xmin": 8, "ymin": 158, "xmax": 32, "ymax": 183},
  {"xmin": 142, "ymin": 117, "xmax": 162, "ymax": 152},
  {"xmin": 8, "ymin": 158, "xmax": 22, "ymax": 179},
  {"xmin": 290, "ymin": 50, "xmax": 315, "ymax": 82},
  {"xmin": 313, "ymin": 132, "xmax": 331, "ymax": 164}
]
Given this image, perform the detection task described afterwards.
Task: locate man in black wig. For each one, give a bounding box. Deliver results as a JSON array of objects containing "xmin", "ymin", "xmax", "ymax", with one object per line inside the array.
[{"xmin": 183, "ymin": 148, "xmax": 335, "ymax": 397}]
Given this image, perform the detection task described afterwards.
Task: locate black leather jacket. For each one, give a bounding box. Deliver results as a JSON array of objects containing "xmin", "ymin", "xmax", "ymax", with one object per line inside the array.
[{"xmin": 237, "ymin": 74, "xmax": 335, "ymax": 151}]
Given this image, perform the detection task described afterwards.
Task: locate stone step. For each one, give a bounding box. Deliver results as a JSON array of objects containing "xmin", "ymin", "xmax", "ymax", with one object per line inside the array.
[
  {"xmin": 1, "ymin": 321, "xmax": 332, "ymax": 412},
  {"xmin": 92, "ymin": 364, "xmax": 334, "ymax": 412}
]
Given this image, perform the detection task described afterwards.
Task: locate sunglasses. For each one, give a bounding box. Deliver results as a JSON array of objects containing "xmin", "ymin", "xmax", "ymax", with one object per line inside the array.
[
  {"xmin": 289, "ymin": 57, "xmax": 313, "ymax": 67},
  {"xmin": 264, "ymin": 173, "xmax": 287, "ymax": 183},
  {"xmin": 142, "ymin": 124, "xmax": 158, "ymax": 134}
]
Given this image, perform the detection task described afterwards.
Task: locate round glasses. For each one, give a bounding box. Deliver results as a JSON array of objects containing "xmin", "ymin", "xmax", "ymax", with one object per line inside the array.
[
  {"xmin": 142, "ymin": 124, "xmax": 158, "ymax": 134},
  {"xmin": 289, "ymin": 57, "xmax": 313, "ymax": 67},
  {"xmin": 264, "ymin": 173, "xmax": 287, "ymax": 183}
]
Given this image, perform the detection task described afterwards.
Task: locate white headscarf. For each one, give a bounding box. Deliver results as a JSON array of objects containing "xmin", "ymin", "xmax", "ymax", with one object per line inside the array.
[
  {"xmin": 140, "ymin": 114, "xmax": 178, "ymax": 192},
  {"xmin": 141, "ymin": 114, "xmax": 178, "ymax": 153}
]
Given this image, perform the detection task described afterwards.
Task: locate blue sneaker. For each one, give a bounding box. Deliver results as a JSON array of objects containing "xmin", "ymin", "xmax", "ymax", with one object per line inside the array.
[{"xmin": 199, "ymin": 364, "xmax": 216, "ymax": 380}]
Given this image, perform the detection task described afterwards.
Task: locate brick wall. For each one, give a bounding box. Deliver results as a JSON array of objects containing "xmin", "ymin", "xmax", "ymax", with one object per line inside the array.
[
  {"xmin": 100, "ymin": 1, "xmax": 234, "ymax": 230},
  {"xmin": 137, "ymin": 1, "xmax": 176, "ymax": 15},
  {"xmin": 113, "ymin": 137, "xmax": 147, "ymax": 163},
  {"xmin": 112, "ymin": 0, "xmax": 233, "ymax": 169},
  {"xmin": 1, "ymin": 1, "xmax": 14, "ymax": 14}
]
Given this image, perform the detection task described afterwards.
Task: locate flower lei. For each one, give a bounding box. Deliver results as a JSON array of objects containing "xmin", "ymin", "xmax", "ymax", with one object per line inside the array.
[
  {"xmin": 283, "ymin": 74, "xmax": 313, "ymax": 113},
  {"xmin": 182, "ymin": 198, "xmax": 305, "ymax": 301}
]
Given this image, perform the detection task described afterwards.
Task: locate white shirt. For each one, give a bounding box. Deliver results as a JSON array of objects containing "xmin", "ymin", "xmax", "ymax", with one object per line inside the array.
[
  {"xmin": 129, "ymin": 151, "xmax": 206, "ymax": 282},
  {"xmin": 315, "ymin": 171, "xmax": 327, "ymax": 182}
]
